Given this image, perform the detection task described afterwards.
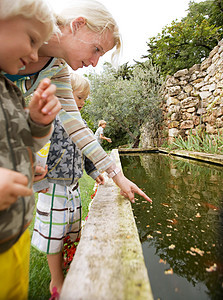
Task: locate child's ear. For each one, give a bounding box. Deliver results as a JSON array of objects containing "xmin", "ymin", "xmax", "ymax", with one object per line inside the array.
[{"xmin": 71, "ymin": 17, "xmax": 86, "ymax": 33}]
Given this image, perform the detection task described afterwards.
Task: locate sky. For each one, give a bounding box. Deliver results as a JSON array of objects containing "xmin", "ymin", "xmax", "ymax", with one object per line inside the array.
[{"xmin": 47, "ymin": 0, "xmax": 204, "ymax": 74}]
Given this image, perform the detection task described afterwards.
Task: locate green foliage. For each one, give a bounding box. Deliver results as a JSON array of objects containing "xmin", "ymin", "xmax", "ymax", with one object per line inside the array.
[
  {"xmin": 85, "ymin": 60, "xmax": 163, "ymax": 148},
  {"xmin": 165, "ymin": 131, "xmax": 223, "ymax": 154},
  {"xmin": 144, "ymin": 0, "xmax": 223, "ymax": 76}
]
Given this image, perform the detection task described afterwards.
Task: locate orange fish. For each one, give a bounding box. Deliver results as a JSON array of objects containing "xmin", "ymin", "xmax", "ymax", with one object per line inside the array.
[
  {"xmin": 201, "ymin": 202, "xmax": 219, "ymax": 211},
  {"xmin": 161, "ymin": 203, "xmax": 171, "ymax": 207}
]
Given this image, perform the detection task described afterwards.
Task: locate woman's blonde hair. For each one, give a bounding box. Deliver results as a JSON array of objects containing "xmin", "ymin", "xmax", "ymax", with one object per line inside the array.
[
  {"xmin": 70, "ymin": 73, "xmax": 90, "ymax": 99},
  {"xmin": 56, "ymin": 0, "xmax": 122, "ymax": 65},
  {"xmin": 98, "ymin": 120, "xmax": 106, "ymax": 127},
  {"xmin": 0, "ymin": 0, "xmax": 58, "ymax": 40}
]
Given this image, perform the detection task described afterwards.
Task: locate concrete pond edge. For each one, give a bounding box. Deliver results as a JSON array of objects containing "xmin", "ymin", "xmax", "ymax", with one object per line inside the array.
[
  {"xmin": 60, "ymin": 149, "xmax": 154, "ymax": 300},
  {"xmin": 118, "ymin": 147, "xmax": 223, "ymax": 167}
]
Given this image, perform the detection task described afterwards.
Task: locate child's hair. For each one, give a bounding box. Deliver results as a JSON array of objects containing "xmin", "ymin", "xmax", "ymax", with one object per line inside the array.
[
  {"xmin": 98, "ymin": 120, "xmax": 106, "ymax": 127},
  {"xmin": 70, "ymin": 73, "xmax": 90, "ymax": 99},
  {"xmin": 0, "ymin": 0, "xmax": 58, "ymax": 40},
  {"xmin": 56, "ymin": 0, "xmax": 122, "ymax": 65}
]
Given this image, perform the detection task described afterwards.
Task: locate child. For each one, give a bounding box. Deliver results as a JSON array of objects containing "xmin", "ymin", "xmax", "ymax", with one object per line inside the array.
[
  {"xmin": 95, "ymin": 120, "xmax": 112, "ymax": 144},
  {"xmin": 31, "ymin": 73, "xmax": 104, "ymax": 294},
  {"xmin": 0, "ymin": 1, "xmax": 61, "ymax": 299}
]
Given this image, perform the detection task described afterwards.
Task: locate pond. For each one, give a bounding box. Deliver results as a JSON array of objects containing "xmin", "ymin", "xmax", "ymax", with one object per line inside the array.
[{"xmin": 120, "ymin": 153, "xmax": 223, "ymax": 300}]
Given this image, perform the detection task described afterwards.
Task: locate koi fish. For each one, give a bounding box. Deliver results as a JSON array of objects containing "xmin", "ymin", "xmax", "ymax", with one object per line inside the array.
[{"xmin": 201, "ymin": 202, "xmax": 219, "ymax": 211}]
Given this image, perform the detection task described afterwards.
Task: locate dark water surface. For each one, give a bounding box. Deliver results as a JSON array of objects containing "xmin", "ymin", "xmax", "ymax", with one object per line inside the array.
[{"xmin": 120, "ymin": 153, "xmax": 223, "ymax": 300}]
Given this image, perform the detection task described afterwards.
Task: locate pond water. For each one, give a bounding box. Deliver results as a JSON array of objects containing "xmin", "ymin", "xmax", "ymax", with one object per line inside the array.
[{"xmin": 120, "ymin": 153, "xmax": 223, "ymax": 300}]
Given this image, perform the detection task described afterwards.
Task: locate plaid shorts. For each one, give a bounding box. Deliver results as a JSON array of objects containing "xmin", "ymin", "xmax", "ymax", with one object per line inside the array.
[{"xmin": 31, "ymin": 182, "xmax": 81, "ymax": 254}]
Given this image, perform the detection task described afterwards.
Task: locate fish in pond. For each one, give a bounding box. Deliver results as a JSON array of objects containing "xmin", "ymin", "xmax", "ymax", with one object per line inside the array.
[{"xmin": 201, "ymin": 202, "xmax": 219, "ymax": 210}]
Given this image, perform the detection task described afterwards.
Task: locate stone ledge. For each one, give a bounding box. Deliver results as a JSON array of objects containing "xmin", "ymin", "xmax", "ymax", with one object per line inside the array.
[
  {"xmin": 119, "ymin": 147, "xmax": 223, "ymax": 167},
  {"xmin": 158, "ymin": 148, "xmax": 223, "ymax": 166},
  {"xmin": 60, "ymin": 149, "xmax": 153, "ymax": 300}
]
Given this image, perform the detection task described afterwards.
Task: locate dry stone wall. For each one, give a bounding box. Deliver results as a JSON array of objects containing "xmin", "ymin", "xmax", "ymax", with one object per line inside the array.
[{"xmin": 161, "ymin": 39, "xmax": 223, "ymax": 143}]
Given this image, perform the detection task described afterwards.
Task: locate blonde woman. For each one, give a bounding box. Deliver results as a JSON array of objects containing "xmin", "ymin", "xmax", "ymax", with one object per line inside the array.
[{"xmin": 7, "ymin": 0, "xmax": 152, "ymax": 204}]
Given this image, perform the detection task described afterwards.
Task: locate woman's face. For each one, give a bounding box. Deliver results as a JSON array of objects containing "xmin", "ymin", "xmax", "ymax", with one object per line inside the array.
[{"xmin": 62, "ymin": 18, "xmax": 115, "ymax": 70}]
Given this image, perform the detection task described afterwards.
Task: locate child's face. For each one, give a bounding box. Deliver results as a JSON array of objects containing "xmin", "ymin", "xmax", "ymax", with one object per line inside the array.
[
  {"xmin": 0, "ymin": 16, "xmax": 49, "ymax": 74},
  {"xmin": 73, "ymin": 88, "xmax": 88, "ymax": 111},
  {"xmin": 102, "ymin": 123, "xmax": 106, "ymax": 128}
]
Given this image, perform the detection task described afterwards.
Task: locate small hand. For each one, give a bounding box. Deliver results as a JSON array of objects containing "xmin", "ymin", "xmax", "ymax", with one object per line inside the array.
[
  {"xmin": 34, "ymin": 165, "xmax": 48, "ymax": 182},
  {"xmin": 107, "ymin": 138, "xmax": 112, "ymax": 143},
  {"xmin": 0, "ymin": 168, "xmax": 32, "ymax": 210},
  {"xmin": 95, "ymin": 174, "xmax": 105, "ymax": 185},
  {"xmin": 29, "ymin": 78, "xmax": 61, "ymax": 125}
]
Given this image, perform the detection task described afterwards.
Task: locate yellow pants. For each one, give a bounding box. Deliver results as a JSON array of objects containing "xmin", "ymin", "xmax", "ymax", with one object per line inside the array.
[{"xmin": 0, "ymin": 229, "xmax": 30, "ymax": 300}]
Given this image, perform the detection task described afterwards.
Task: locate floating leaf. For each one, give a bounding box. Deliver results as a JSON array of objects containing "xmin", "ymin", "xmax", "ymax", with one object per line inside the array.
[
  {"xmin": 195, "ymin": 213, "xmax": 201, "ymax": 218},
  {"xmin": 165, "ymin": 268, "xmax": 173, "ymax": 275},
  {"xmin": 206, "ymin": 263, "xmax": 217, "ymax": 272},
  {"xmin": 190, "ymin": 247, "xmax": 204, "ymax": 256},
  {"xmin": 147, "ymin": 235, "xmax": 153, "ymax": 239},
  {"xmin": 159, "ymin": 259, "xmax": 166, "ymax": 264},
  {"xmin": 169, "ymin": 244, "xmax": 176, "ymax": 250},
  {"xmin": 161, "ymin": 203, "xmax": 170, "ymax": 207},
  {"xmin": 186, "ymin": 250, "xmax": 196, "ymax": 256}
]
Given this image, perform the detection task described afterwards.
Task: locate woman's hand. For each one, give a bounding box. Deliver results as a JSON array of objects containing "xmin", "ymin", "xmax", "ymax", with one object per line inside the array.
[{"xmin": 112, "ymin": 172, "xmax": 152, "ymax": 203}]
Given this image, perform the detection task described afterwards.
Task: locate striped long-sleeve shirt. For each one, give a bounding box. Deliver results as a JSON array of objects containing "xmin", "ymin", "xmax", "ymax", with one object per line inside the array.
[{"xmin": 11, "ymin": 58, "xmax": 114, "ymax": 173}]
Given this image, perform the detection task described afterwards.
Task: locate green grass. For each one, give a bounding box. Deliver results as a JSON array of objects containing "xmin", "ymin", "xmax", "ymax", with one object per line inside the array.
[
  {"xmin": 28, "ymin": 172, "xmax": 95, "ymax": 300},
  {"xmin": 163, "ymin": 131, "xmax": 223, "ymax": 154}
]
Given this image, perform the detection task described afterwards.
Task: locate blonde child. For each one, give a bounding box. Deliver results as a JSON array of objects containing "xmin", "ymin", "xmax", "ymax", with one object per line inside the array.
[
  {"xmin": 0, "ymin": 0, "xmax": 61, "ymax": 299},
  {"xmin": 31, "ymin": 73, "xmax": 104, "ymax": 295},
  {"xmin": 95, "ymin": 120, "xmax": 112, "ymax": 144}
]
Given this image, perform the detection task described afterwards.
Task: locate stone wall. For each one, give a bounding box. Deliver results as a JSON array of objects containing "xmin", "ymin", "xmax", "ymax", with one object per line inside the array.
[{"xmin": 160, "ymin": 40, "xmax": 223, "ymax": 143}]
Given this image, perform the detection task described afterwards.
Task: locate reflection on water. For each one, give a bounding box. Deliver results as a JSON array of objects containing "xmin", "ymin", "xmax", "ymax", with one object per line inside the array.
[{"xmin": 121, "ymin": 153, "xmax": 223, "ymax": 300}]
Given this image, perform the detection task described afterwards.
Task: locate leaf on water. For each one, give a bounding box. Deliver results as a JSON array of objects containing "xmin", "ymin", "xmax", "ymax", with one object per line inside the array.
[
  {"xmin": 165, "ymin": 268, "xmax": 173, "ymax": 275},
  {"xmin": 206, "ymin": 263, "xmax": 217, "ymax": 272},
  {"xmin": 166, "ymin": 234, "xmax": 172, "ymax": 237},
  {"xmin": 167, "ymin": 219, "xmax": 178, "ymax": 225},
  {"xmin": 167, "ymin": 225, "xmax": 173, "ymax": 229},
  {"xmin": 155, "ymin": 231, "xmax": 162, "ymax": 234},
  {"xmin": 186, "ymin": 250, "xmax": 196, "ymax": 256},
  {"xmin": 157, "ymin": 223, "xmax": 162, "ymax": 226},
  {"xmin": 190, "ymin": 247, "xmax": 204, "ymax": 256},
  {"xmin": 169, "ymin": 244, "xmax": 175, "ymax": 250},
  {"xmin": 195, "ymin": 213, "xmax": 201, "ymax": 218},
  {"xmin": 147, "ymin": 235, "xmax": 153, "ymax": 239},
  {"xmin": 146, "ymin": 225, "xmax": 150, "ymax": 227},
  {"xmin": 161, "ymin": 203, "xmax": 170, "ymax": 207}
]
